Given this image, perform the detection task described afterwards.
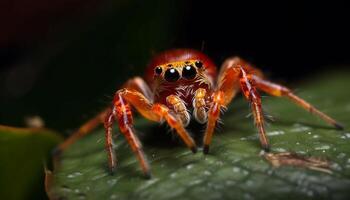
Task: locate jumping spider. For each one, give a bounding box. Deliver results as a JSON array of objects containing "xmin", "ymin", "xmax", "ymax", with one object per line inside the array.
[{"xmin": 57, "ymin": 49, "xmax": 343, "ymax": 178}]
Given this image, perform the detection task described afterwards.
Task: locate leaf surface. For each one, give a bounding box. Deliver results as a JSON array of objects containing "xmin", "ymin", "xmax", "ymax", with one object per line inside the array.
[{"xmin": 51, "ymin": 71, "xmax": 350, "ymax": 200}]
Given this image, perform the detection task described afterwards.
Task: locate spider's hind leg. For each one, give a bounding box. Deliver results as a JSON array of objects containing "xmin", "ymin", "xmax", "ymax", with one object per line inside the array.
[
  {"xmin": 203, "ymin": 56, "xmax": 343, "ymax": 154},
  {"xmin": 55, "ymin": 77, "xmax": 153, "ymax": 155},
  {"xmin": 55, "ymin": 108, "xmax": 110, "ymax": 155},
  {"xmin": 252, "ymin": 75, "xmax": 344, "ymax": 129}
]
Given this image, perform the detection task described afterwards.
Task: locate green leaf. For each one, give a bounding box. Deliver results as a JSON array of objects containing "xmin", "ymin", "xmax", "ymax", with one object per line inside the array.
[
  {"xmin": 51, "ymin": 71, "xmax": 350, "ymax": 200},
  {"xmin": 0, "ymin": 126, "xmax": 63, "ymax": 200}
]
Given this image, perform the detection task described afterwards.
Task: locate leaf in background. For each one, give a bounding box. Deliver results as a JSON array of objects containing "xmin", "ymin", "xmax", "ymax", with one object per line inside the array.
[
  {"xmin": 50, "ymin": 71, "xmax": 350, "ymax": 200},
  {"xmin": 0, "ymin": 125, "xmax": 62, "ymax": 200}
]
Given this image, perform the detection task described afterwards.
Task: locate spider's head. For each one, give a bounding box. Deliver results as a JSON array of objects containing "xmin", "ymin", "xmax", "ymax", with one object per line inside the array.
[
  {"xmin": 145, "ymin": 49, "xmax": 217, "ymax": 86},
  {"xmin": 153, "ymin": 60, "xmax": 204, "ymax": 83}
]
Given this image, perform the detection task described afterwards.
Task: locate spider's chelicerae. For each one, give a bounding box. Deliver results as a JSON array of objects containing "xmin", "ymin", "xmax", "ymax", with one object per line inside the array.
[{"xmin": 58, "ymin": 49, "xmax": 343, "ymax": 178}]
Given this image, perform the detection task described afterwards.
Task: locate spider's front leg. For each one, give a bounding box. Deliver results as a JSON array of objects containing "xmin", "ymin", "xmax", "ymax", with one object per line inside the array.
[
  {"xmin": 203, "ymin": 90, "xmax": 226, "ymax": 154},
  {"xmin": 106, "ymin": 88, "xmax": 197, "ymax": 178},
  {"xmin": 203, "ymin": 62, "xmax": 242, "ymax": 154},
  {"xmin": 203, "ymin": 58, "xmax": 269, "ymax": 153},
  {"xmin": 105, "ymin": 90, "xmax": 152, "ymax": 177}
]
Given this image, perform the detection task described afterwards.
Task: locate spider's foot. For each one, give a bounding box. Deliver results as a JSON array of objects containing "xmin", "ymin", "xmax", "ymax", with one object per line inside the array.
[
  {"xmin": 109, "ymin": 166, "xmax": 116, "ymax": 176},
  {"xmin": 203, "ymin": 145, "xmax": 210, "ymax": 154},
  {"xmin": 262, "ymin": 144, "xmax": 270, "ymax": 153},
  {"xmin": 144, "ymin": 171, "xmax": 152, "ymax": 179},
  {"xmin": 334, "ymin": 122, "xmax": 345, "ymax": 130},
  {"xmin": 191, "ymin": 146, "xmax": 198, "ymax": 154},
  {"xmin": 52, "ymin": 147, "xmax": 63, "ymax": 157}
]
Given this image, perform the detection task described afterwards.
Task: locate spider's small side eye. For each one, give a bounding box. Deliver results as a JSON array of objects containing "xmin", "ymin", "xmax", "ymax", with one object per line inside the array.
[
  {"xmin": 195, "ymin": 60, "xmax": 203, "ymax": 68},
  {"xmin": 182, "ymin": 65, "xmax": 197, "ymax": 80},
  {"xmin": 155, "ymin": 66, "xmax": 162, "ymax": 75}
]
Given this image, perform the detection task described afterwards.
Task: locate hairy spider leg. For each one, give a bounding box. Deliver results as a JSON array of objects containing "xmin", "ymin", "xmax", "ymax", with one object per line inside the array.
[
  {"xmin": 203, "ymin": 57, "xmax": 271, "ymax": 153},
  {"xmin": 106, "ymin": 86, "xmax": 197, "ymax": 177},
  {"xmin": 204, "ymin": 56, "xmax": 344, "ymax": 154},
  {"xmin": 239, "ymin": 67, "xmax": 269, "ymax": 151},
  {"xmin": 56, "ymin": 108, "xmax": 110, "ymax": 154},
  {"xmin": 112, "ymin": 89, "xmax": 197, "ymax": 151},
  {"xmin": 203, "ymin": 90, "xmax": 226, "ymax": 154},
  {"xmin": 150, "ymin": 104, "xmax": 197, "ymax": 152},
  {"xmin": 252, "ymin": 75, "xmax": 344, "ymax": 129},
  {"xmin": 104, "ymin": 108, "xmax": 116, "ymax": 173},
  {"xmin": 55, "ymin": 77, "xmax": 150, "ymax": 154},
  {"xmin": 203, "ymin": 59, "xmax": 242, "ymax": 154},
  {"xmin": 223, "ymin": 58, "xmax": 343, "ymax": 130},
  {"xmin": 106, "ymin": 90, "xmax": 152, "ymax": 178}
]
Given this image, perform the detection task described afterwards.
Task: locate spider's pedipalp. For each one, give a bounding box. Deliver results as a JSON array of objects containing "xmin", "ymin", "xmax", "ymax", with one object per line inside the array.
[
  {"xmin": 193, "ymin": 88, "xmax": 208, "ymax": 124},
  {"xmin": 166, "ymin": 95, "xmax": 190, "ymax": 127}
]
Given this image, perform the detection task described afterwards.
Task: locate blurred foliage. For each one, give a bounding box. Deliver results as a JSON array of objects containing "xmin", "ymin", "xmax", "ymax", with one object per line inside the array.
[
  {"xmin": 0, "ymin": 126, "xmax": 62, "ymax": 200},
  {"xmin": 0, "ymin": 0, "xmax": 187, "ymax": 133},
  {"xmin": 1, "ymin": 1, "xmax": 187, "ymax": 199},
  {"xmin": 50, "ymin": 71, "xmax": 350, "ymax": 200},
  {"xmin": 0, "ymin": 1, "xmax": 189, "ymax": 200}
]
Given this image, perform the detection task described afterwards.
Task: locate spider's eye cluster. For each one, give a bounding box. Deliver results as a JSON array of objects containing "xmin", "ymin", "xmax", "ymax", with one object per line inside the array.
[
  {"xmin": 155, "ymin": 66, "xmax": 162, "ymax": 75},
  {"xmin": 182, "ymin": 65, "xmax": 197, "ymax": 80},
  {"xmin": 164, "ymin": 68, "xmax": 180, "ymax": 82}
]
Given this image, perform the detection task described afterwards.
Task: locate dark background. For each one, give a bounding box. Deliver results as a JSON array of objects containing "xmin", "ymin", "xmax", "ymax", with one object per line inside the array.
[{"xmin": 1, "ymin": 0, "xmax": 349, "ymax": 133}]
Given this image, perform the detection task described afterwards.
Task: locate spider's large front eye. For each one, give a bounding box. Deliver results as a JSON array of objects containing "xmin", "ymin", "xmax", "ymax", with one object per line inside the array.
[
  {"xmin": 182, "ymin": 65, "xmax": 197, "ymax": 80},
  {"xmin": 155, "ymin": 66, "xmax": 162, "ymax": 75},
  {"xmin": 164, "ymin": 68, "xmax": 180, "ymax": 82}
]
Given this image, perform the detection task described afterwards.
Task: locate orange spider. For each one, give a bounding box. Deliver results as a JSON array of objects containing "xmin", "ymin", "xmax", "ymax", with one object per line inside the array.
[{"xmin": 57, "ymin": 49, "xmax": 343, "ymax": 178}]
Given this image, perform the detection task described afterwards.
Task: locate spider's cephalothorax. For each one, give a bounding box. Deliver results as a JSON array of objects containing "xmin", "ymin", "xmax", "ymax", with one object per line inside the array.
[
  {"xmin": 152, "ymin": 60, "xmax": 212, "ymax": 103},
  {"xmin": 58, "ymin": 49, "xmax": 343, "ymax": 178},
  {"xmin": 145, "ymin": 50, "xmax": 217, "ymax": 126}
]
